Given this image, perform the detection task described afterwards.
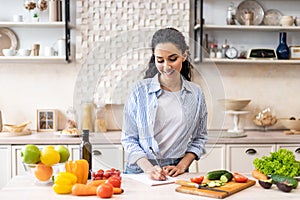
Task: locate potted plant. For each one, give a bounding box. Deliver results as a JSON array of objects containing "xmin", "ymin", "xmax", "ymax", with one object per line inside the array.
[{"xmin": 32, "ymin": 13, "xmax": 39, "ymax": 22}]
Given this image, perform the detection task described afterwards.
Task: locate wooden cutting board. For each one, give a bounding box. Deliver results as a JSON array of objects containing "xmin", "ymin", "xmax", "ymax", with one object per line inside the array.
[{"xmin": 176, "ymin": 179, "xmax": 256, "ymax": 199}]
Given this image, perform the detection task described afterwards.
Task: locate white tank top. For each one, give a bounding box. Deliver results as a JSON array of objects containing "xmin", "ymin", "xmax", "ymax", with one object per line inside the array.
[{"xmin": 154, "ymin": 90, "xmax": 186, "ymax": 158}]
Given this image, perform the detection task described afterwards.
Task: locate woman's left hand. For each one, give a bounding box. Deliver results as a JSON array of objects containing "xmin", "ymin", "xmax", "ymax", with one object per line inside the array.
[{"xmin": 163, "ymin": 165, "xmax": 185, "ymax": 177}]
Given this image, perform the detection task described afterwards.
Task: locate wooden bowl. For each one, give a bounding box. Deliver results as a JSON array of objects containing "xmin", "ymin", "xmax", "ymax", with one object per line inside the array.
[
  {"xmin": 218, "ymin": 99, "xmax": 251, "ymax": 111},
  {"xmin": 3, "ymin": 121, "xmax": 31, "ymax": 133},
  {"xmin": 280, "ymin": 118, "xmax": 300, "ymax": 131}
]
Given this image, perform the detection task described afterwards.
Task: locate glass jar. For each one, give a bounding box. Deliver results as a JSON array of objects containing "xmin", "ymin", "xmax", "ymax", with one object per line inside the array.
[
  {"xmin": 81, "ymin": 102, "xmax": 94, "ymax": 132},
  {"xmin": 65, "ymin": 107, "xmax": 77, "ymax": 129},
  {"xmin": 210, "ymin": 43, "xmax": 217, "ymax": 58},
  {"xmin": 94, "ymin": 104, "xmax": 107, "ymax": 133}
]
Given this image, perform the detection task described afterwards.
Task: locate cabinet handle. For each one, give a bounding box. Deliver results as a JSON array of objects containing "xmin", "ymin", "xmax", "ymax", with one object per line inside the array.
[
  {"xmin": 245, "ymin": 149, "xmax": 257, "ymax": 155},
  {"xmin": 295, "ymin": 148, "xmax": 300, "ymax": 154},
  {"xmin": 93, "ymin": 150, "xmax": 102, "ymax": 156}
]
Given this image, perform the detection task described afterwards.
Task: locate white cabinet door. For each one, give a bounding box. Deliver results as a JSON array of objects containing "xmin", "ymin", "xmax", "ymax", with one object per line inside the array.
[
  {"xmin": 68, "ymin": 144, "xmax": 80, "ymax": 161},
  {"xmin": 92, "ymin": 144, "xmax": 124, "ymax": 171},
  {"xmin": 276, "ymin": 144, "xmax": 300, "ymax": 160},
  {"xmin": 0, "ymin": 145, "xmax": 11, "ymax": 189},
  {"xmin": 227, "ymin": 144, "xmax": 276, "ymax": 173},
  {"xmin": 11, "ymin": 145, "xmax": 48, "ymax": 177},
  {"xmin": 197, "ymin": 144, "xmax": 226, "ymax": 172}
]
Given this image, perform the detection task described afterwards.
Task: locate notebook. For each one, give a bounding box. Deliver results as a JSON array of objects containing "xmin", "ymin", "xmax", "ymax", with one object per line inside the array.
[{"xmin": 124, "ymin": 173, "xmax": 176, "ymax": 186}]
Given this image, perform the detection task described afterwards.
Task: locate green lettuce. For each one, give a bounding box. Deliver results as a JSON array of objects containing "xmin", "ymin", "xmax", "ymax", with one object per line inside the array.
[{"xmin": 253, "ymin": 148, "xmax": 300, "ymax": 177}]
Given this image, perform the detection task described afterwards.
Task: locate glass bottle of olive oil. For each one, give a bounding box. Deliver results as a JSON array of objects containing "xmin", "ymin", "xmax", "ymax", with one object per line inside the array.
[{"xmin": 80, "ymin": 129, "xmax": 92, "ymax": 179}]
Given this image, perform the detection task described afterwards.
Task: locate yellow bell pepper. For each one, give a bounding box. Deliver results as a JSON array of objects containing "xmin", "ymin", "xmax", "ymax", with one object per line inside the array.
[
  {"xmin": 65, "ymin": 159, "xmax": 89, "ymax": 184},
  {"xmin": 53, "ymin": 172, "xmax": 77, "ymax": 194}
]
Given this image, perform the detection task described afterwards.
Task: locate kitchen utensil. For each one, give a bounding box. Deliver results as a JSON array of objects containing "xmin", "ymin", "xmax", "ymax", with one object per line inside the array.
[
  {"xmin": 236, "ymin": 0, "xmax": 264, "ymax": 25},
  {"xmin": 0, "ymin": 28, "xmax": 18, "ymax": 56},
  {"xmin": 218, "ymin": 99, "xmax": 251, "ymax": 111},
  {"xmin": 176, "ymin": 179, "xmax": 256, "ymax": 199},
  {"xmin": 2, "ymin": 49, "xmax": 17, "ymax": 56},
  {"xmin": 247, "ymin": 48, "xmax": 277, "ymax": 59},
  {"xmin": 263, "ymin": 9, "xmax": 282, "ymax": 25},
  {"xmin": 175, "ymin": 180, "xmax": 229, "ymax": 194},
  {"xmin": 3, "ymin": 121, "xmax": 31, "ymax": 133},
  {"xmin": 280, "ymin": 16, "xmax": 294, "ymax": 26},
  {"xmin": 280, "ymin": 118, "xmax": 300, "ymax": 131}
]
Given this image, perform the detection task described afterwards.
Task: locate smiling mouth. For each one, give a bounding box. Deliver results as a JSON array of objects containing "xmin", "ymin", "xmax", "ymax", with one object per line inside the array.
[{"xmin": 164, "ymin": 69, "xmax": 175, "ymax": 75}]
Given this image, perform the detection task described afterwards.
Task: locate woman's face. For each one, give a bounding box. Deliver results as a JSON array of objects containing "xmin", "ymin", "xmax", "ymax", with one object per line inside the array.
[{"xmin": 154, "ymin": 42, "xmax": 186, "ymax": 81}]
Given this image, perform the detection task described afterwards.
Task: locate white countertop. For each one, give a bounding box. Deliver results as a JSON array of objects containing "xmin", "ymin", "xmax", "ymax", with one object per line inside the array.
[
  {"xmin": 1, "ymin": 174, "xmax": 299, "ymax": 200},
  {"xmin": 0, "ymin": 130, "xmax": 299, "ymax": 145}
]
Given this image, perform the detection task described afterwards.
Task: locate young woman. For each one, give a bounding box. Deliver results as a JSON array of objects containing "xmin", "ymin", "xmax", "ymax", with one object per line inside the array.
[{"xmin": 121, "ymin": 27, "xmax": 207, "ymax": 180}]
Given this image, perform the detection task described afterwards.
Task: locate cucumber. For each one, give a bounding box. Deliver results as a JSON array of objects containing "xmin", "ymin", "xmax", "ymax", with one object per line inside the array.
[
  {"xmin": 271, "ymin": 174, "xmax": 298, "ymax": 189},
  {"xmin": 206, "ymin": 170, "xmax": 230, "ymax": 180},
  {"xmin": 220, "ymin": 172, "xmax": 233, "ymax": 183}
]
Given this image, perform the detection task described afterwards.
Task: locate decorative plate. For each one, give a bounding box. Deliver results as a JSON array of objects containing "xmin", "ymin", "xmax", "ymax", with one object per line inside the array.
[
  {"xmin": 263, "ymin": 9, "xmax": 282, "ymax": 25},
  {"xmin": 54, "ymin": 131, "xmax": 82, "ymax": 137},
  {"xmin": 0, "ymin": 28, "xmax": 18, "ymax": 56},
  {"xmin": 236, "ymin": 0, "xmax": 265, "ymax": 25}
]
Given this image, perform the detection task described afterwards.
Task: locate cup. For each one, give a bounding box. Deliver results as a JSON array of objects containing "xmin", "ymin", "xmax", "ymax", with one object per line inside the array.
[
  {"xmin": 18, "ymin": 49, "xmax": 31, "ymax": 56},
  {"xmin": 32, "ymin": 44, "xmax": 40, "ymax": 56},
  {"xmin": 13, "ymin": 15, "xmax": 23, "ymax": 22},
  {"xmin": 44, "ymin": 46, "xmax": 54, "ymax": 56}
]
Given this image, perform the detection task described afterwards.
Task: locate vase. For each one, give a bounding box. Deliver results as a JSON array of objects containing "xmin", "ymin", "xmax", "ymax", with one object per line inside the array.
[{"xmin": 276, "ymin": 32, "xmax": 290, "ymax": 59}]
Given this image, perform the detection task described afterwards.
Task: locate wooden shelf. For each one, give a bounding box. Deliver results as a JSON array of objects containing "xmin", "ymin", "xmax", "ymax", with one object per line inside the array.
[
  {"xmin": 0, "ymin": 21, "xmax": 67, "ymax": 28},
  {"xmin": 0, "ymin": 56, "xmax": 70, "ymax": 63},
  {"xmin": 198, "ymin": 58, "xmax": 300, "ymax": 64},
  {"xmin": 194, "ymin": 24, "xmax": 300, "ymax": 32}
]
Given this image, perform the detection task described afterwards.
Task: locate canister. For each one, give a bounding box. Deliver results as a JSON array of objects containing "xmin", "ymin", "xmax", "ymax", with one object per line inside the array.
[{"xmin": 290, "ymin": 46, "xmax": 300, "ymax": 59}]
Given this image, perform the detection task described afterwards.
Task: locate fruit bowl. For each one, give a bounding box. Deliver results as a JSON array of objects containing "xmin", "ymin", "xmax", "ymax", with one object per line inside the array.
[
  {"xmin": 23, "ymin": 162, "xmax": 65, "ymax": 185},
  {"xmin": 280, "ymin": 118, "xmax": 300, "ymax": 131},
  {"xmin": 218, "ymin": 99, "xmax": 251, "ymax": 111}
]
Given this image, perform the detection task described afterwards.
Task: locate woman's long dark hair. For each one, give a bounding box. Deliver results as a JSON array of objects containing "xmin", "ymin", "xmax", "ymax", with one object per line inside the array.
[{"xmin": 144, "ymin": 27, "xmax": 193, "ymax": 81}]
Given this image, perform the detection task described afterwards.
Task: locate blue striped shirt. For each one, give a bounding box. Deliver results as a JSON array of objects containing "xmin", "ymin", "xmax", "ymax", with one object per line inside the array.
[{"xmin": 121, "ymin": 74, "xmax": 207, "ymax": 172}]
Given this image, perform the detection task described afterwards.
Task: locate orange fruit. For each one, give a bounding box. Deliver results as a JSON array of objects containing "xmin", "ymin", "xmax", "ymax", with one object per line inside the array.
[{"xmin": 34, "ymin": 163, "xmax": 53, "ymax": 181}]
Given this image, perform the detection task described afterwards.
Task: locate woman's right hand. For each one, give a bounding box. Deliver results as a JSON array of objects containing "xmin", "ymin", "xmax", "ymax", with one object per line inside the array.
[{"xmin": 146, "ymin": 165, "xmax": 167, "ymax": 181}]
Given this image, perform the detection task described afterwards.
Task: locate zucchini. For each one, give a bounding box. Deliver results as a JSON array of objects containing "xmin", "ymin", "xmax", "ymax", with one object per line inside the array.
[
  {"xmin": 206, "ymin": 170, "xmax": 230, "ymax": 180},
  {"xmin": 271, "ymin": 174, "xmax": 298, "ymax": 189},
  {"xmin": 220, "ymin": 172, "xmax": 233, "ymax": 183}
]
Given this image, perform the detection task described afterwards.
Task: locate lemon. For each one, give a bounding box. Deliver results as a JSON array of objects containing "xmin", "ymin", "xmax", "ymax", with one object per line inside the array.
[{"xmin": 40, "ymin": 146, "xmax": 60, "ymax": 166}]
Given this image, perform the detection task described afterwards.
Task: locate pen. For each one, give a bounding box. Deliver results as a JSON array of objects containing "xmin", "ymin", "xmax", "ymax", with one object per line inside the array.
[{"xmin": 149, "ymin": 147, "xmax": 161, "ymax": 167}]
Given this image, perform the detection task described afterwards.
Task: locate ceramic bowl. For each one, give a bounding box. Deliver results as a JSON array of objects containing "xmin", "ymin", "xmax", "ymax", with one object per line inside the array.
[
  {"xmin": 279, "ymin": 16, "xmax": 294, "ymax": 26},
  {"xmin": 218, "ymin": 99, "xmax": 251, "ymax": 111},
  {"xmin": 2, "ymin": 49, "xmax": 17, "ymax": 56},
  {"xmin": 280, "ymin": 118, "xmax": 300, "ymax": 131},
  {"xmin": 18, "ymin": 49, "xmax": 31, "ymax": 56},
  {"xmin": 294, "ymin": 17, "xmax": 300, "ymax": 26}
]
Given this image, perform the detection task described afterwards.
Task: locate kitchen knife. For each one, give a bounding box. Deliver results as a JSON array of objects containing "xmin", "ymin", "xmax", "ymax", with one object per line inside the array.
[{"xmin": 175, "ymin": 180, "xmax": 229, "ymax": 194}]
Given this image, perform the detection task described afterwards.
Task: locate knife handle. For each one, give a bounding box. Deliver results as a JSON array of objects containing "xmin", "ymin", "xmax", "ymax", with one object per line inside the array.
[{"xmin": 175, "ymin": 180, "xmax": 199, "ymax": 188}]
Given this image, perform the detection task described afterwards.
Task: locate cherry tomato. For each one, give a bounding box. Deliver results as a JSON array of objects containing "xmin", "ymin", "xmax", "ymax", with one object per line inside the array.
[
  {"xmin": 233, "ymin": 172, "xmax": 248, "ymax": 183},
  {"xmin": 105, "ymin": 176, "xmax": 121, "ymax": 188},
  {"xmin": 96, "ymin": 183, "xmax": 113, "ymax": 198},
  {"xmin": 190, "ymin": 176, "xmax": 204, "ymax": 184}
]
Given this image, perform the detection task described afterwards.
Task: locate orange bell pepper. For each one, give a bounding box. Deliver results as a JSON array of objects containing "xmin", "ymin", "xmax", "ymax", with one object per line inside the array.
[{"xmin": 65, "ymin": 159, "xmax": 89, "ymax": 184}]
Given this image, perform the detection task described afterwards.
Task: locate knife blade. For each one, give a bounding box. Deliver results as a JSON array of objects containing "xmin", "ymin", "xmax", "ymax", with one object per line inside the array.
[{"xmin": 175, "ymin": 180, "xmax": 229, "ymax": 194}]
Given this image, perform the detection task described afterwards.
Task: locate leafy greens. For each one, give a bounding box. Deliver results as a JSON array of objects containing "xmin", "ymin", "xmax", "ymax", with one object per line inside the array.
[{"xmin": 253, "ymin": 148, "xmax": 300, "ymax": 177}]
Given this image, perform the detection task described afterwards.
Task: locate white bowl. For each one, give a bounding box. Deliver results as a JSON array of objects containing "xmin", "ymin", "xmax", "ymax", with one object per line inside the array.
[
  {"xmin": 2, "ymin": 49, "xmax": 16, "ymax": 56},
  {"xmin": 280, "ymin": 16, "xmax": 294, "ymax": 26},
  {"xmin": 18, "ymin": 49, "xmax": 31, "ymax": 56},
  {"xmin": 218, "ymin": 99, "xmax": 251, "ymax": 111},
  {"xmin": 280, "ymin": 118, "xmax": 300, "ymax": 131}
]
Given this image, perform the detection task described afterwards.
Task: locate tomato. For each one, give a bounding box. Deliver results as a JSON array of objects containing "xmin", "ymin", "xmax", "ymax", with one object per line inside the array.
[
  {"xmin": 96, "ymin": 183, "xmax": 113, "ymax": 198},
  {"xmin": 190, "ymin": 176, "xmax": 204, "ymax": 184},
  {"xmin": 233, "ymin": 172, "xmax": 248, "ymax": 183},
  {"xmin": 105, "ymin": 177, "xmax": 121, "ymax": 188}
]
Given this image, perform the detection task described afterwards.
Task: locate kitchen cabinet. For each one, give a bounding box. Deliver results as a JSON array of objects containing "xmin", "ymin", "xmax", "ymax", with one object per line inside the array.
[
  {"xmin": 197, "ymin": 144, "xmax": 226, "ymax": 172},
  {"xmin": 0, "ymin": 145, "xmax": 11, "ymax": 189},
  {"xmin": 92, "ymin": 144, "xmax": 124, "ymax": 171},
  {"xmin": 0, "ymin": 0, "xmax": 71, "ymax": 63},
  {"xmin": 192, "ymin": 0, "xmax": 300, "ymax": 64},
  {"xmin": 277, "ymin": 144, "xmax": 300, "ymax": 160},
  {"xmin": 226, "ymin": 144, "xmax": 276, "ymax": 173}
]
